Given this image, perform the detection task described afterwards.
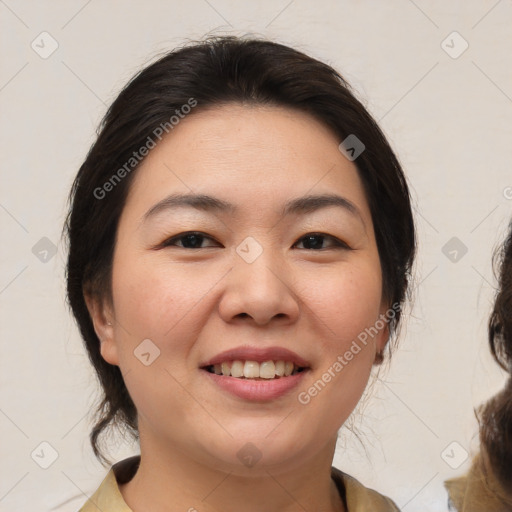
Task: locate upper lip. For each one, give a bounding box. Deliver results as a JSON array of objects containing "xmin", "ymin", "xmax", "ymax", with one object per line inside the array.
[{"xmin": 200, "ymin": 346, "xmax": 311, "ymax": 368}]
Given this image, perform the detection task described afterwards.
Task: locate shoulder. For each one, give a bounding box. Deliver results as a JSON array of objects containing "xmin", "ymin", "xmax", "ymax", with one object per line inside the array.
[
  {"xmin": 78, "ymin": 456, "xmax": 140, "ymax": 512},
  {"xmin": 331, "ymin": 466, "xmax": 401, "ymax": 512},
  {"xmin": 444, "ymin": 453, "xmax": 512, "ymax": 511}
]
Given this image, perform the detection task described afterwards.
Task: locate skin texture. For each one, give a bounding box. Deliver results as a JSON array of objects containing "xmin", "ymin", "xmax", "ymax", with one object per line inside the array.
[{"xmin": 85, "ymin": 105, "xmax": 390, "ymax": 512}]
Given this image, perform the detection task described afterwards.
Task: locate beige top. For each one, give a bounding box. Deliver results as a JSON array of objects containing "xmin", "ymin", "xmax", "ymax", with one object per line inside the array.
[
  {"xmin": 79, "ymin": 455, "xmax": 400, "ymax": 511},
  {"xmin": 444, "ymin": 453, "xmax": 512, "ymax": 511}
]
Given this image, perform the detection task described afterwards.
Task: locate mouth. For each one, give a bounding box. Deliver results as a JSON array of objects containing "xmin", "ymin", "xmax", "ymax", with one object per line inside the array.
[
  {"xmin": 202, "ymin": 360, "xmax": 308, "ymax": 380},
  {"xmin": 199, "ymin": 346, "xmax": 311, "ymax": 401}
]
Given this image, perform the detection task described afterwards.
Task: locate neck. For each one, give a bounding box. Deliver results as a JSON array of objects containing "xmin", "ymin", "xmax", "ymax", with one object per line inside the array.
[{"xmin": 119, "ymin": 433, "xmax": 345, "ymax": 512}]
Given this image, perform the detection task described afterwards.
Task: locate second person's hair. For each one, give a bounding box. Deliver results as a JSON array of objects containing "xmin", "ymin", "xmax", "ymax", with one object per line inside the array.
[{"xmin": 479, "ymin": 222, "xmax": 512, "ymax": 496}]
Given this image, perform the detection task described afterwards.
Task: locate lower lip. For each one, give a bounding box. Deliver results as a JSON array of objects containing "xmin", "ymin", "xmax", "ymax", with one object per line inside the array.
[{"xmin": 202, "ymin": 369, "xmax": 309, "ymax": 401}]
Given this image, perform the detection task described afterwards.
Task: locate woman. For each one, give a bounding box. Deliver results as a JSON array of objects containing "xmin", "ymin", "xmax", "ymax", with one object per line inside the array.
[
  {"xmin": 64, "ymin": 35, "xmax": 416, "ymax": 511},
  {"xmin": 445, "ymin": 224, "xmax": 512, "ymax": 510}
]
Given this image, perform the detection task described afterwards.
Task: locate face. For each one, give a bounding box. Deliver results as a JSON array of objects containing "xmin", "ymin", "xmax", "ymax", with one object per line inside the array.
[{"xmin": 87, "ymin": 104, "xmax": 389, "ymax": 475}]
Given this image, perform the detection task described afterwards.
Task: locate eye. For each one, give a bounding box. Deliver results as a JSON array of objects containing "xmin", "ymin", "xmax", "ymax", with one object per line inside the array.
[
  {"xmin": 159, "ymin": 231, "xmax": 222, "ymax": 249},
  {"xmin": 293, "ymin": 233, "xmax": 350, "ymax": 250}
]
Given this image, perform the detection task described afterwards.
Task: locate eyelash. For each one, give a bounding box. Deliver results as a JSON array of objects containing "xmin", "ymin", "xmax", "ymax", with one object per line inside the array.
[{"xmin": 158, "ymin": 231, "xmax": 351, "ymax": 251}]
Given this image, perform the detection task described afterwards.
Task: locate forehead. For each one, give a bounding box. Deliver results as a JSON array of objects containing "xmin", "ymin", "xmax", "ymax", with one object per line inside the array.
[{"xmin": 122, "ymin": 104, "xmax": 370, "ymax": 223}]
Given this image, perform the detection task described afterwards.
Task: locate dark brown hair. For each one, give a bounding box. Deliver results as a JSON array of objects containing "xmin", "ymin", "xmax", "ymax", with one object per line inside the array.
[
  {"xmin": 478, "ymin": 222, "xmax": 512, "ymax": 495},
  {"xmin": 63, "ymin": 35, "xmax": 416, "ymax": 465}
]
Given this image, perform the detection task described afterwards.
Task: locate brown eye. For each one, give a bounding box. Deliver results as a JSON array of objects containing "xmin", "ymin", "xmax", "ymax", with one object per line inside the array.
[
  {"xmin": 294, "ymin": 233, "xmax": 350, "ymax": 250},
  {"xmin": 161, "ymin": 232, "xmax": 221, "ymax": 249}
]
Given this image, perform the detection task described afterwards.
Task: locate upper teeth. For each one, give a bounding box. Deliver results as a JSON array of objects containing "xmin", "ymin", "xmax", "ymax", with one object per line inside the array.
[{"xmin": 212, "ymin": 360, "xmax": 298, "ymax": 379}]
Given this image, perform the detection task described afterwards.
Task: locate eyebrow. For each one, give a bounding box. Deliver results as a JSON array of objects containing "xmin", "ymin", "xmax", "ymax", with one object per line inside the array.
[{"xmin": 142, "ymin": 192, "xmax": 362, "ymax": 223}]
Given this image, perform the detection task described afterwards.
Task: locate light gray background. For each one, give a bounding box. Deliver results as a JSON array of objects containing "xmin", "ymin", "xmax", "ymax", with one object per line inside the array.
[{"xmin": 1, "ymin": 1, "xmax": 511, "ymax": 511}]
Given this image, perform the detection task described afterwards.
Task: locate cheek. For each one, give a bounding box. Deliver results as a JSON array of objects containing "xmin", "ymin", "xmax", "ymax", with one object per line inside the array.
[
  {"xmin": 109, "ymin": 257, "xmax": 214, "ymax": 426},
  {"xmin": 298, "ymin": 262, "xmax": 383, "ymax": 344},
  {"xmin": 295, "ymin": 268, "xmax": 380, "ymax": 431},
  {"xmin": 110, "ymin": 254, "xmax": 232, "ymax": 380},
  {"xmin": 294, "ymin": 262, "xmax": 382, "ymax": 411},
  {"xmin": 112, "ymin": 254, "xmax": 217, "ymax": 338}
]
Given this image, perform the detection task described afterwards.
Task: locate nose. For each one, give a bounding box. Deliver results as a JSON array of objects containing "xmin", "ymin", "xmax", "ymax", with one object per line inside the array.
[{"xmin": 217, "ymin": 249, "xmax": 300, "ymax": 327}]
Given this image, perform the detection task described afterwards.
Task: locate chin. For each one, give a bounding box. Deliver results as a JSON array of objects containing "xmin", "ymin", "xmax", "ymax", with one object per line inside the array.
[{"xmin": 197, "ymin": 426, "xmax": 320, "ymax": 475}]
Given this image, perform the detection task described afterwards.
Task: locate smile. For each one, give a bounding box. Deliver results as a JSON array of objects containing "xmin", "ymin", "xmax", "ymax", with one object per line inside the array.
[{"xmin": 204, "ymin": 360, "xmax": 307, "ymax": 379}]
